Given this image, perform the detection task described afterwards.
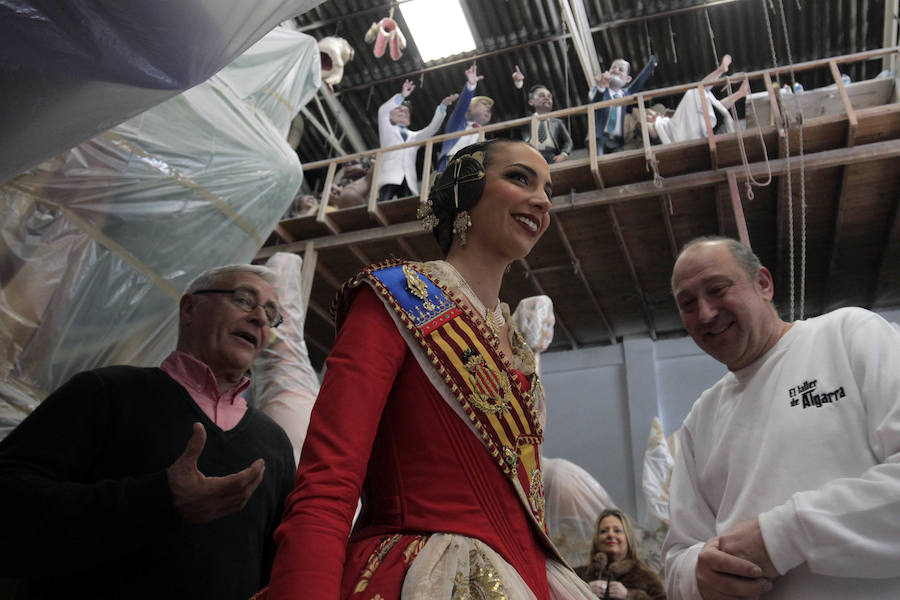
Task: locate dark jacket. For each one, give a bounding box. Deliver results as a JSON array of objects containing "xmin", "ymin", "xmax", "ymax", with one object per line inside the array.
[
  {"xmin": 587, "ymin": 56, "xmax": 659, "ymax": 142},
  {"xmin": 516, "ymin": 85, "xmax": 574, "ymax": 162},
  {"xmin": 575, "ymin": 552, "xmax": 666, "ymax": 600}
]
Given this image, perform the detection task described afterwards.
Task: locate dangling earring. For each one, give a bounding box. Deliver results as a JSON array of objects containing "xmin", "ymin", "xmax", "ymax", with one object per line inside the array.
[{"xmin": 452, "ymin": 211, "xmax": 472, "ymax": 245}]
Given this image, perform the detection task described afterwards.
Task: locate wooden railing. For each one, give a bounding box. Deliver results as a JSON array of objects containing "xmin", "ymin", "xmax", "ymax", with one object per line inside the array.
[{"xmin": 277, "ymin": 46, "xmax": 900, "ymax": 251}]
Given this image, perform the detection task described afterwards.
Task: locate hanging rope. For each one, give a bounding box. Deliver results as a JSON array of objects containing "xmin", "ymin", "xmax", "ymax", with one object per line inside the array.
[
  {"xmin": 760, "ymin": 0, "xmax": 807, "ymax": 319},
  {"xmin": 776, "ymin": 0, "xmax": 807, "ymax": 319},
  {"xmin": 709, "ymin": 5, "xmax": 773, "ymax": 201},
  {"xmin": 724, "ymin": 74, "xmax": 773, "ymax": 200}
]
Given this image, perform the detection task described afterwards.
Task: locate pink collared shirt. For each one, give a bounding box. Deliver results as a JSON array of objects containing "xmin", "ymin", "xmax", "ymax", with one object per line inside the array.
[{"xmin": 160, "ymin": 351, "xmax": 249, "ymax": 431}]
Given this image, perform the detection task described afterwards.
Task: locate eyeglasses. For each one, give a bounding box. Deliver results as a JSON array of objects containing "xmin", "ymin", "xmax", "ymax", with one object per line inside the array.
[{"xmin": 192, "ymin": 288, "xmax": 284, "ymax": 328}]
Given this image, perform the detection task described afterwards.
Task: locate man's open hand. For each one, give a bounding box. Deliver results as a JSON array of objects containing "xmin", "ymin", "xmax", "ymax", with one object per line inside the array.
[{"xmin": 167, "ymin": 423, "xmax": 265, "ymax": 524}]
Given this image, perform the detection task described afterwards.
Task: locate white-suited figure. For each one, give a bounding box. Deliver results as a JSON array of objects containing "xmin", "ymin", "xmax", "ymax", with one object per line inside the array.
[{"xmin": 377, "ymin": 79, "xmax": 458, "ymax": 202}]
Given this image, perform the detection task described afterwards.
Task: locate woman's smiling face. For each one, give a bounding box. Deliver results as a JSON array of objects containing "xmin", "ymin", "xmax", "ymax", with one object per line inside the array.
[{"xmin": 464, "ymin": 142, "xmax": 552, "ymax": 261}]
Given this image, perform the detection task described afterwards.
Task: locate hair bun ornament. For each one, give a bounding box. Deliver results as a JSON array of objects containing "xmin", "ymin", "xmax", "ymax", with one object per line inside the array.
[{"xmin": 416, "ymin": 198, "xmax": 439, "ymax": 231}]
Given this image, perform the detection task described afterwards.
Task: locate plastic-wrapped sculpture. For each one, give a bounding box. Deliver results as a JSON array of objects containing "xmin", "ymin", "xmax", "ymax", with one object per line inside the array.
[
  {"xmin": 512, "ymin": 295, "xmax": 617, "ymax": 567},
  {"xmin": 0, "ymin": 0, "xmax": 326, "ymax": 184},
  {"xmin": 0, "ymin": 28, "xmax": 320, "ymax": 439},
  {"xmin": 638, "ymin": 416, "xmax": 677, "ymax": 574},
  {"xmin": 250, "ymin": 253, "xmax": 321, "ymax": 464}
]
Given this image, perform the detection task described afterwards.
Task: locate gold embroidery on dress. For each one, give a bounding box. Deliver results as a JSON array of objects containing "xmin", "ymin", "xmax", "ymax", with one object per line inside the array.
[
  {"xmin": 528, "ymin": 468, "xmax": 546, "ymax": 527},
  {"xmin": 461, "ymin": 349, "xmax": 512, "ymax": 414},
  {"xmin": 451, "ymin": 548, "xmax": 508, "ymax": 600},
  {"xmin": 353, "ymin": 534, "xmax": 402, "ymax": 593},
  {"xmin": 402, "ymin": 535, "xmax": 428, "ymax": 564}
]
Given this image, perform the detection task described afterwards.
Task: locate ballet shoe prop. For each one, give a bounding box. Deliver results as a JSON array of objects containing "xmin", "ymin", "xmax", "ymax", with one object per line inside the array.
[{"xmin": 365, "ymin": 17, "xmax": 399, "ymax": 59}]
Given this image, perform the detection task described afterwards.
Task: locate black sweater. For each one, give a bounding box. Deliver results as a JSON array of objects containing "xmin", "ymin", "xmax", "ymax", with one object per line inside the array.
[{"xmin": 0, "ymin": 366, "xmax": 295, "ymax": 600}]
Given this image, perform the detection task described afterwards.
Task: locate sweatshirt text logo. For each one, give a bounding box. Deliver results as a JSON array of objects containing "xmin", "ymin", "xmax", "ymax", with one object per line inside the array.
[{"xmin": 788, "ymin": 379, "xmax": 846, "ymax": 408}]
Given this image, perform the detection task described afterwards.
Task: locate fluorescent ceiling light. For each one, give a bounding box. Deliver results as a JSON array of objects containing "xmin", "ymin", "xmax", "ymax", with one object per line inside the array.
[{"xmin": 400, "ymin": 0, "xmax": 476, "ymax": 62}]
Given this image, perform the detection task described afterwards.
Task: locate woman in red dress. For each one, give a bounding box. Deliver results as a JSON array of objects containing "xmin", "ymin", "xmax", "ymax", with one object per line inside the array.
[{"xmin": 264, "ymin": 140, "xmax": 595, "ymax": 600}]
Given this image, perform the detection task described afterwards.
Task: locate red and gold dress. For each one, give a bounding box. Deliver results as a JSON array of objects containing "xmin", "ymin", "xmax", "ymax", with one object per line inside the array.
[{"xmin": 264, "ymin": 260, "xmax": 594, "ymax": 600}]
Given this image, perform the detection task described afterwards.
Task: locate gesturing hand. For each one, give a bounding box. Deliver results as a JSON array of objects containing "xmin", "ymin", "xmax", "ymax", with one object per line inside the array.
[
  {"xmin": 697, "ymin": 537, "xmax": 773, "ymax": 600},
  {"xmin": 594, "ymin": 71, "xmax": 612, "ymax": 88},
  {"xmin": 167, "ymin": 423, "xmax": 265, "ymax": 524},
  {"xmin": 401, "ymin": 79, "xmax": 416, "ymax": 97},
  {"xmin": 512, "ymin": 65, "xmax": 525, "ymax": 84},
  {"xmin": 465, "ymin": 64, "xmax": 484, "ymax": 86},
  {"xmin": 441, "ymin": 93, "xmax": 460, "ymax": 106}
]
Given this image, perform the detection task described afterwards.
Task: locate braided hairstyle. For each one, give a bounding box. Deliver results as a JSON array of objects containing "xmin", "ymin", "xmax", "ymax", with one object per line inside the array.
[{"xmin": 427, "ymin": 139, "xmax": 521, "ymax": 254}]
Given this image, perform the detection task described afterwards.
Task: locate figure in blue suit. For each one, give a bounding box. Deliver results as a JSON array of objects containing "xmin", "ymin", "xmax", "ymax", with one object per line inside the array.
[
  {"xmin": 587, "ymin": 56, "xmax": 658, "ymax": 155},
  {"xmin": 437, "ymin": 65, "xmax": 493, "ymax": 173}
]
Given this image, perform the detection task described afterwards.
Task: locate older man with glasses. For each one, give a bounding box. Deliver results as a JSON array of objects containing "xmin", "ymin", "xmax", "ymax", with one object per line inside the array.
[{"xmin": 0, "ymin": 264, "xmax": 295, "ymax": 600}]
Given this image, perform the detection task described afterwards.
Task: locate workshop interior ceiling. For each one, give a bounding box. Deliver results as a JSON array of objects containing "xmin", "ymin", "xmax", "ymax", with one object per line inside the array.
[{"xmin": 273, "ymin": 0, "xmax": 900, "ymax": 369}]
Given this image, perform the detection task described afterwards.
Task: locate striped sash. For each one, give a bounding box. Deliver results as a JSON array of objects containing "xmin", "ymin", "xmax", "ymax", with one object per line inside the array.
[{"xmin": 335, "ymin": 259, "xmax": 547, "ymax": 532}]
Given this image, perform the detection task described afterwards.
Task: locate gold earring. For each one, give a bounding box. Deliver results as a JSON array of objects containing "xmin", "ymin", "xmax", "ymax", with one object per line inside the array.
[{"xmin": 452, "ymin": 211, "xmax": 472, "ymax": 245}]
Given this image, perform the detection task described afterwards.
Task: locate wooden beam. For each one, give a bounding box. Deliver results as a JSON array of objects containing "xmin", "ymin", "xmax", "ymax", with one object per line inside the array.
[
  {"xmin": 871, "ymin": 189, "xmax": 900, "ymax": 305},
  {"xmin": 587, "ymin": 104, "xmax": 605, "ymax": 189},
  {"xmin": 607, "ymin": 205, "xmax": 657, "ymax": 340},
  {"xmin": 727, "ymin": 171, "xmax": 751, "ymax": 247},
  {"xmin": 299, "ymin": 241, "xmax": 317, "ymax": 325},
  {"xmin": 659, "ymin": 195, "xmax": 679, "ymax": 259},
  {"xmin": 763, "ymin": 71, "xmax": 782, "ymax": 129},
  {"xmin": 715, "ymin": 187, "xmax": 727, "ymax": 236},
  {"xmin": 256, "ymin": 140, "xmax": 900, "ymax": 259},
  {"xmin": 699, "ymin": 84, "xmax": 718, "ymax": 170},
  {"xmin": 829, "ymin": 60, "xmax": 858, "ymax": 147},
  {"xmin": 366, "ymin": 148, "xmax": 384, "ymax": 211},
  {"xmin": 316, "ymin": 161, "xmax": 338, "ymax": 219},
  {"xmin": 274, "ymin": 223, "xmax": 295, "ymax": 244},
  {"xmin": 517, "ymin": 258, "xmax": 580, "ymax": 350},
  {"xmin": 553, "ymin": 139, "xmax": 900, "ymax": 211},
  {"xmin": 554, "ymin": 219, "xmax": 616, "ymax": 345}
]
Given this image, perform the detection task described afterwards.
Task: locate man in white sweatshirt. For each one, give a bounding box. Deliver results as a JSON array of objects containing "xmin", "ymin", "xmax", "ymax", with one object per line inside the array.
[{"xmin": 663, "ymin": 236, "xmax": 900, "ymax": 600}]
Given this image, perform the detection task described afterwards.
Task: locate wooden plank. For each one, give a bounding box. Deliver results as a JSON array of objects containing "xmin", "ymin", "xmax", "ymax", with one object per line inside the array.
[
  {"xmin": 256, "ymin": 139, "xmax": 900, "ymax": 259},
  {"xmin": 727, "ymin": 171, "xmax": 751, "ymax": 246},
  {"xmin": 829, "ymin": 60, "xmax": 858, "ymax": 147},
  {"xmin": 699, "ymin": 84, "xmax": 718, "ymax": 170},
  {"xmin": 299, "ymin": 241, "xmax": 317, "ymax": 325},
  {"xmin": 587, "ymin": 104, "xmax": 605, "ymax": 188}
]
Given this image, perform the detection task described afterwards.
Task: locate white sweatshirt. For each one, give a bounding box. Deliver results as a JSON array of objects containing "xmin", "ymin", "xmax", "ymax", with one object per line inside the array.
[{"xmin": 663, "ymin": 307, "xmax": 900, "ymax": 599}]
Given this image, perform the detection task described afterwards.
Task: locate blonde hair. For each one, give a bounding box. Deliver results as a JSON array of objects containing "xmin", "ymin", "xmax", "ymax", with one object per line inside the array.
[{"xmin": 590, "ymin": 508, "xmax": 638, "ymax": 562}]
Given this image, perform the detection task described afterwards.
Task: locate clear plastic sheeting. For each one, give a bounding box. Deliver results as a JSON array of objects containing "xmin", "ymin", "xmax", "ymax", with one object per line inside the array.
[
  {"xmin": 250, "ymin": 253, "xmax": 321, "ymax": 465},
  {"xmin": 0, "ymin": 28, "xmax": 320, "ymax": 438},
  {"xmin": 638, "ymin": 416, "xmax": 676, "ymax": 575},
  {"xmin": 219, "ymin": 27, "xmax": 321, "ymax": 137},
  {"xmin": 0, "ymin": 0, "xmax": 326, "ymax": 183},
  {"xmin": 542, "ymin": 456, "xmax": 617, "ymax": 568}
]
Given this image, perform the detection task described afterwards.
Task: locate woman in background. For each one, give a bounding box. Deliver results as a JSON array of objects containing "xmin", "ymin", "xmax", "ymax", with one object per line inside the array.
[{"xmin": 576, "ymin": 509, "xmax": 666, "ymax": 599}]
